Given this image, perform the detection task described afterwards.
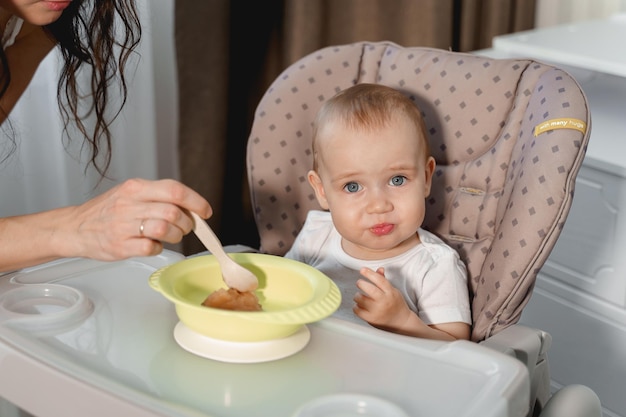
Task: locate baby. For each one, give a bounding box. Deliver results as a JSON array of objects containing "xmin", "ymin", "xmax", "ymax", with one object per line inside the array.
[{"xmin": 285, "ymin": 83, "xmax": 471, "ymax": 341}]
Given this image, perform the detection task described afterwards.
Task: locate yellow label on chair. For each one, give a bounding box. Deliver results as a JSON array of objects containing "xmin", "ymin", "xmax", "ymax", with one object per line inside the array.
[{"xmin": 534, "ymin": 118, "xmax": 587, "ymax": 136}]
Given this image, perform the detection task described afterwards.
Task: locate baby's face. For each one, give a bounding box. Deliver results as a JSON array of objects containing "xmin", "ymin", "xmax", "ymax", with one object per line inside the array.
[{"xmin": 309, "ymin": 116, "xmax": 435, "ymax": 260}]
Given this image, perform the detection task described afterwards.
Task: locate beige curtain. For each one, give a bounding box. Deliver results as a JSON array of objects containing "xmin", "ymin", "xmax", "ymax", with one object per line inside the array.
[{"xmin": 175, "ymin": 0, "xmax": 536, "ymax": 255}]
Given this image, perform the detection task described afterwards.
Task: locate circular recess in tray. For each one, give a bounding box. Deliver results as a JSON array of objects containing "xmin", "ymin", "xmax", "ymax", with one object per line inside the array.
[
  {"xmin": 292, "ymin": 393, "xmax": 411, "ymax": 417},
  {"xmin": 0, "ymin": 284, "xmax": 93, "ymax": 334}
]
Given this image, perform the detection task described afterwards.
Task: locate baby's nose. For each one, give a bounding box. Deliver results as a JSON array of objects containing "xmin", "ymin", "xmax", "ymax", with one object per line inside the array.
[{"xmin": 366, "ymin": 190, "xmax": 393, "ymax": 213}]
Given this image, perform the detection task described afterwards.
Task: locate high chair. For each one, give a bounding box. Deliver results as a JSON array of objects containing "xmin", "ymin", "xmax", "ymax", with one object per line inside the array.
[{"xmin": 244, "ymin": 41, "xmax": 600, "ymax": 417}]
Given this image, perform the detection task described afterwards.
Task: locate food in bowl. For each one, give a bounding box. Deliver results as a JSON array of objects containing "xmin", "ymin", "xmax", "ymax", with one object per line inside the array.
[{"xmin": 202, "ymin": 288, "xmax": 262, "ymax": 311}]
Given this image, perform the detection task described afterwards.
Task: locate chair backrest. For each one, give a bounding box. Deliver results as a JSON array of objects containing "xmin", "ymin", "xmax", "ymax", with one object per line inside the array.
[{"xmin": 246, "ymin": 41, "xmax": 591, "ymax": 342}]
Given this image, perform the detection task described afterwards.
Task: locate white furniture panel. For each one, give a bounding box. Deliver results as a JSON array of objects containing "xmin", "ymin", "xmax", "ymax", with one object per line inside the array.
[
  {"xmin": 477, "ymin": 15, "xmax": 626, "ymax": 417},
  {"xmin": 543, "ymin": 164, "xmax": 626, "ymax": 309},
  {"xmin": 493, "ymin": 14, "xmax": 626, "ymax": 78}
]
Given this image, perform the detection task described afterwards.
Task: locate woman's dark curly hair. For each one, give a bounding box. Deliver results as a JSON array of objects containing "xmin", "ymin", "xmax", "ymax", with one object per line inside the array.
[{"xmin": 1, "ymin": 0, "xmax": 141, "ymax": 177}]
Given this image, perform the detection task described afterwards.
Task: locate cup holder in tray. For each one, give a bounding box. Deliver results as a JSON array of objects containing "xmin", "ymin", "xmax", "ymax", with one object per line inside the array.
[{"xmin": 0, "ymin": 284, "xmax": 93, "ymax": 335}]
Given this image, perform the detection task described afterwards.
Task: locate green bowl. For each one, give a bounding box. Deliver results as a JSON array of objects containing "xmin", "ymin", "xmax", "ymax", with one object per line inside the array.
[{"xmin": 149, "ymin": 253, "xmax": 341, "ymax": 342}]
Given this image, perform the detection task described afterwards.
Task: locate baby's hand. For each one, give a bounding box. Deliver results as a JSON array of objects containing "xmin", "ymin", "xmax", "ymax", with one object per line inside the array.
[{"xmin": 353, "ymin": 267, "xmax": 412, "ymax": 331}]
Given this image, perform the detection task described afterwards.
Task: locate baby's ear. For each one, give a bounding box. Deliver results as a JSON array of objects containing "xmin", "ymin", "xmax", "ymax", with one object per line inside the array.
[
  {"xmin": 424, "ymin": 156, "xmax": 436, "ymax": 196},
  {"xmin": 307, "ymin": 170, "xmax": 330, "ymax": 210}
]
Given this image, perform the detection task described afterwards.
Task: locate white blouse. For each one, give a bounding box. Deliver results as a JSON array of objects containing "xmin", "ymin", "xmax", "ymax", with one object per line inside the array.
[{"xmin": 2, "ymin": 15, "xmax": 24, "ymax": 48}]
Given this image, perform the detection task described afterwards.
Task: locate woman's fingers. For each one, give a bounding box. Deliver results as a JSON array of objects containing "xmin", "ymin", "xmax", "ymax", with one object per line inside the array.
[
  {"xmin": 70, "ymin": 178, "xmax": 212, "ymax": 261},
  {"xmin": 118, "ymin": 178, "xmax": 212, "ymax": 218},
  {"xmin": 135, "ymin": 216, "xmax": 186, "ymax": 243}
]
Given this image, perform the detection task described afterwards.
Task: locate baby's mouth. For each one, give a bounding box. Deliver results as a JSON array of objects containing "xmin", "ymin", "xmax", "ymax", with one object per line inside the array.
[{"xmin": 370, "ymin": 223, "xmax": 394, "ymax": 236}]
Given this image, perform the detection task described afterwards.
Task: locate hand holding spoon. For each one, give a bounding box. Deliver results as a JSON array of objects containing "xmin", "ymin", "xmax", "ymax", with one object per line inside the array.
[{"xmin": 190, "ymin": 212, "xmax": 258, "ymax": 292}]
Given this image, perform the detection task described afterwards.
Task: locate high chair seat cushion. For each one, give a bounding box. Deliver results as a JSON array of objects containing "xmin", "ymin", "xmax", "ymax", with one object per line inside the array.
[{"xmin": 247, "ymin": 41, "xmax": 590, "ymax": 342}]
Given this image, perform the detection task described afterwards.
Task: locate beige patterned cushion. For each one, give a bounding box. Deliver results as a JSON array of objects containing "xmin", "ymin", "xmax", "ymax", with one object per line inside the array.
[{"xmin": 246, "ymin": 41, "xmax": 591, "ymax": 342}]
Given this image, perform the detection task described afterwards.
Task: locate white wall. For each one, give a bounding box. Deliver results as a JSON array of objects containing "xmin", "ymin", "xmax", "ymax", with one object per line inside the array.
[{"xmin": 0, "ymin": 0, "xmax": 178, "ymax": 217}]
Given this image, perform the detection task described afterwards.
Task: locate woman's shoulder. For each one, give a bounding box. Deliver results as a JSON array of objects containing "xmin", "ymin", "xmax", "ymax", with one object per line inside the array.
[{"xmin": 1, "ymin": 18, "xmax": 56, "ymax": 123}]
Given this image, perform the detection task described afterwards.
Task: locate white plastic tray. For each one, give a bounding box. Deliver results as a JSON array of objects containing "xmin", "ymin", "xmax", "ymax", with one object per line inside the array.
[{"xmin": 0, "ymin": 251, "xmax": 529, "ymax": 417}]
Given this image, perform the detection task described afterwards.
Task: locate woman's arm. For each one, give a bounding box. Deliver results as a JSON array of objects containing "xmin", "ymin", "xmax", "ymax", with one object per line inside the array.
[{"xmin": 0, "ymin": 178, "xmax": 212, "ymax": 272}]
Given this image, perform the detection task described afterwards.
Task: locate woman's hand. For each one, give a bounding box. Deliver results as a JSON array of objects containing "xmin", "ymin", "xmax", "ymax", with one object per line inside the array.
[
  {"xmin": 64, "ymin": 178, "xmax": 212, "ymax": 260},
  {"xmin": 0, "ymin": 178, "xmax": 212, "ymax": 271}
]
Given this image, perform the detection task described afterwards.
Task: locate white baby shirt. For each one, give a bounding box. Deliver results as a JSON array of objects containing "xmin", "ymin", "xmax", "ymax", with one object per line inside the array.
[{"xmin": 285, "ymin": 210, "xmax": 472, "ymax": 326}]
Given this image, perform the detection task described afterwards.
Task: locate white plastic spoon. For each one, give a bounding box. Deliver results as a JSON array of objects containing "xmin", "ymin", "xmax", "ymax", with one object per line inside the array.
[{"xmin": 190, "ymin": 212, "xmax": 258, "ymax": 292}]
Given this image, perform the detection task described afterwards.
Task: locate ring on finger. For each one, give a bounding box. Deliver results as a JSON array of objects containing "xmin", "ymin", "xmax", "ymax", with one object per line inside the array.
[{"xmin": 139, "ymin": 219, "xmax": 146, "ymax": 237}]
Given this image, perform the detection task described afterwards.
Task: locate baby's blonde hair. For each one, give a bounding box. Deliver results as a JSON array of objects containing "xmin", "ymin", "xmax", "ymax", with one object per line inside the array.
[{"xmin": 311, "ymin": 83, "xmax": 430, "ymax": 170}]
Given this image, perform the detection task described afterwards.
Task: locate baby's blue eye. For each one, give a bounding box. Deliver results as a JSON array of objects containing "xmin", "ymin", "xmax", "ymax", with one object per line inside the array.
[
  {"xmin": 390, "ymin": 176, "xmax": 406, "ymax": 186},
  {"xmin": 344, "ymin": 182, "xmax": 362, "ymax": 193}
]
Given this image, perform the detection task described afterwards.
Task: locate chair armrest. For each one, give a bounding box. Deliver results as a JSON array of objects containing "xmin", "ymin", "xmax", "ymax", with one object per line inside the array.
[
  {"xmin": 480, "ymin": 324, "xmax": 554, "ymax": 415},
  {"xmin": 482, "ymin": 327, "xmax": 602, "ymax": 417},
  {"xmin": 479, "ymin": 324, "xmax": 551, "ymax": 372}
]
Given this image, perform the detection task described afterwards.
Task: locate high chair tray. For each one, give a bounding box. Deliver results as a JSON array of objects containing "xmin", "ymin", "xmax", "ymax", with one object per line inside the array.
[{"xmin": 0, "ymin": 251, "xmax": 529, "ymax": 417}]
